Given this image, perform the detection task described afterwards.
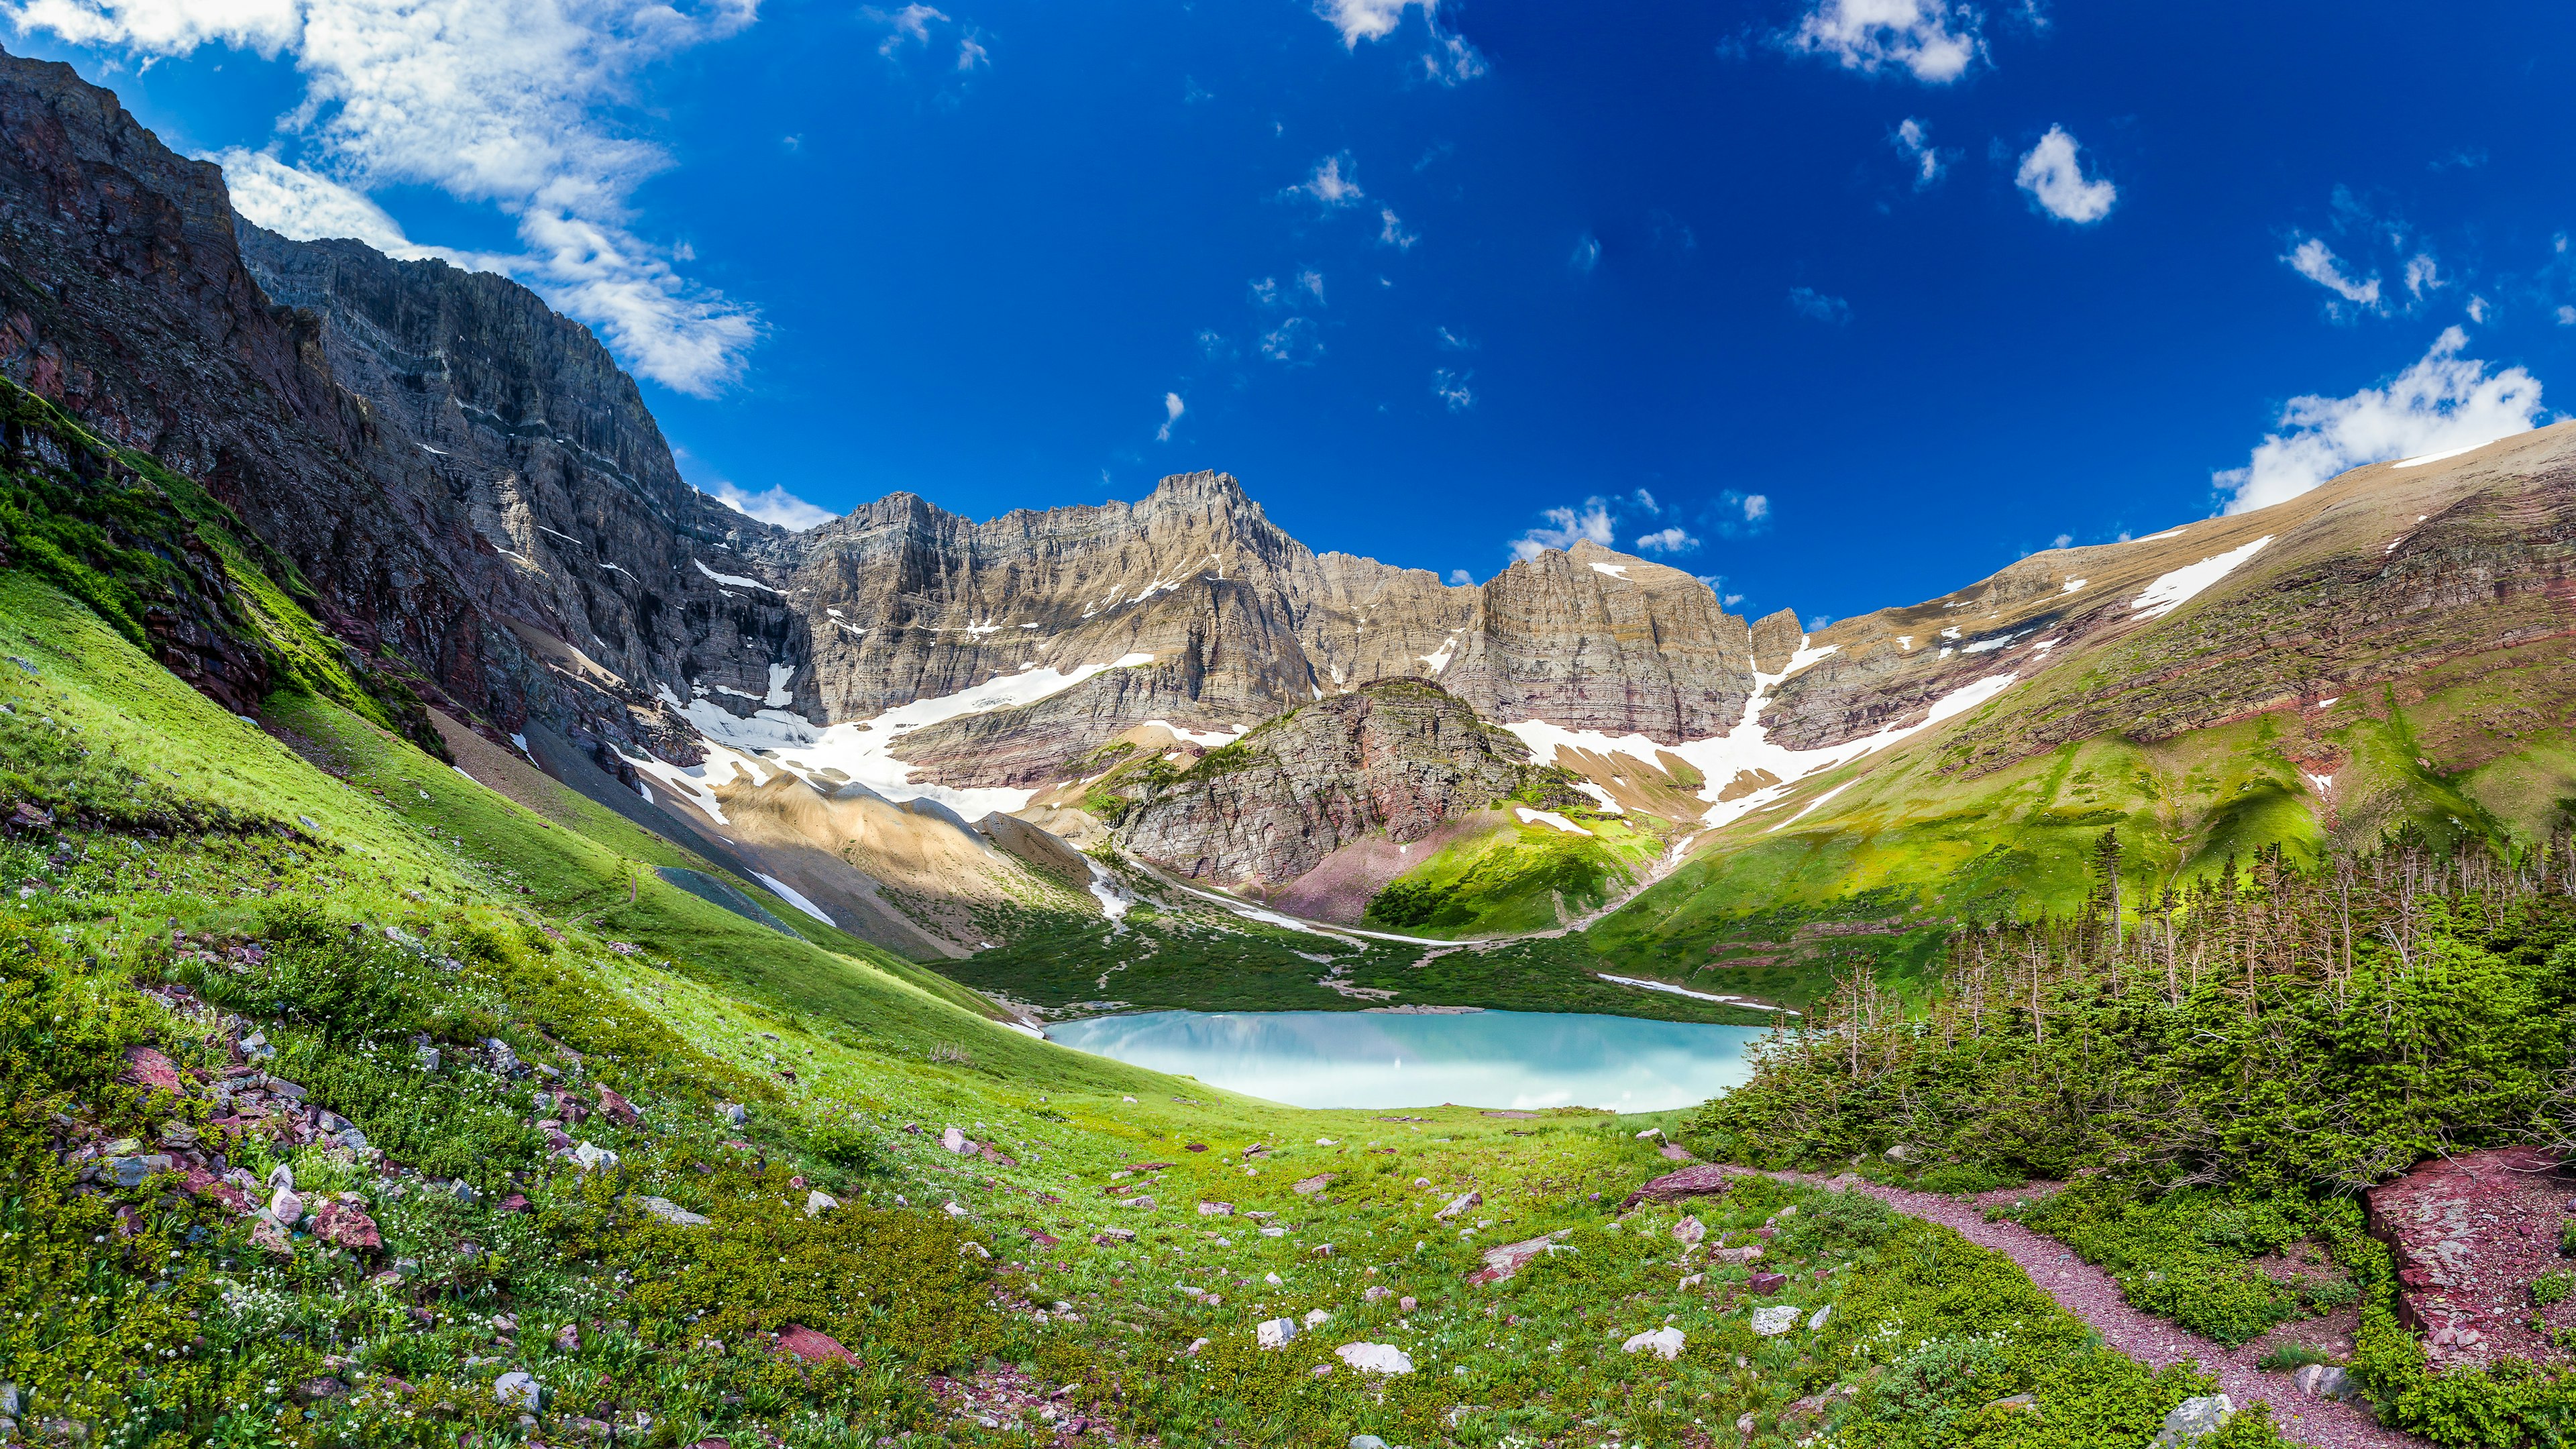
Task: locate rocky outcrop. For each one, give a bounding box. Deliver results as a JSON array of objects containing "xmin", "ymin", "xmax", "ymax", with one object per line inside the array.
[
  {"xmin": 1106, "ymin": 679, "xmax": 1559, "ymax": 883},
  {"xmin": 2364, "ymin": 1145, "xmax": 2573, "ymax": 1370}
]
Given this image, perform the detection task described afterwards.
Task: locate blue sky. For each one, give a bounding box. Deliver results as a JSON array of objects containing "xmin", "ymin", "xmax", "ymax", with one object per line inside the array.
[{"xmin": 11, "ymin": 1, "xmax": 2575, "ymax": 626}]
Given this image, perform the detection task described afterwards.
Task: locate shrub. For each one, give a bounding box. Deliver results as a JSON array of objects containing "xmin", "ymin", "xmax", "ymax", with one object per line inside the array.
[{"xmin": 2534, "ymin": 1270, "xmax": 2574, "ymax": 1307}]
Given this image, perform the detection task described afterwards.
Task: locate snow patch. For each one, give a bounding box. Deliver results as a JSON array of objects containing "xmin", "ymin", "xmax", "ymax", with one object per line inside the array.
[
  {"xmin": 694, "ymin": 558, "xmax": 782, "ymax": 593},
  {"xmin": 2394, "ymin": 441, "xmax": 2492, "ymax": 468},
  {"xmin": 1419, "ymin": 633, "xmax": 1460, "ymax": 675},
  {"xmin": 1515, "ymin": 807, "xmax": 1592, "ymax": 836},
  {"xmin": 1589, "ymin": 561, "xmax": 1631, "ymax": 580},
  {"xmin": 1085, "ymin": 859, "xmax": 1133, "ymax": 926},
  {"xmin": 754, "ymin": 873, "xmax": 838, "ymax": 926},
  {"xmin": 1572, "ymin": 782, "xmax": 1625, "ymax": 814},
  {"xmin": 2136, "ymin": 527, "xmax": 2188, "ymax": 541},
  {"xmin": 2061, "ymin": 577, "xmax": 2088, "ymax": 594},
  {"xmin": 2304, "ymin": 771, "xmax": 2334, "ymax": 796},
  {"xmin": 2129, "ymin": 536, "xmax": 2272, "ymax": 622},
  {"xmin": 765, "ymin": 663, "xmax": 796, "ymax": 707},
  {"xmin": 1769, "ymin": 780, "xmax": 1854, "ymax": 832},
  {"xmin": 1597, "ymin": 973, "xmax": 1795, "ymax": 1013},
  {"xmin": 1962, "ymin": 631, "xmax": 2025, "ymax": 655},
  {"xmin": 1146, "ymin": 720, "xmax": 1246, "ymax": 748}
]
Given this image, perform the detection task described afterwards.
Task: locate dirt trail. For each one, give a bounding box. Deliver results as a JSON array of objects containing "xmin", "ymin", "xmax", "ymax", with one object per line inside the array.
[{"xmin": 1763, "ymin": 1170, "xmax": 2418, "ymax": 1447}]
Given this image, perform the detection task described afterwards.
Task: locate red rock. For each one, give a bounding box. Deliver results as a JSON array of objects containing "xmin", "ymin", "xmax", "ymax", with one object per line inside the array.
[
  {"xmin": 1748, "ymin": 1272, "xmax": 1788, "ymax": 1295},
  {"xmin": 182, "ymin": 1166, "xmax": 251, "ymax": 1213},
  {"xmin": 311, "ymin": 1199, "xmax": 382, "ymax": 1252},
  {"xmin": 775, "ymin": 1324, "xmax": 859, "ymax": 1366},
  {"xmin": 1619, "ymin": 1163, "xmax": 1737, "ymax": 1209},
  {"xmin": 498, "ymin": 1193, "xmax": 530, "ymax": 1214},
  {"xmin": 1029, "ymin": 1231, "xmax": 1061, "ymax": 1247},
  {"xmin": 119, "ymin": 1044, "xmax": 185, "ymax": 1094},
  {"xmin": 594, "ymin": 1083, "xmax": 641, "ymax": 1126},
  {"xmin": 2366, "ymin": 1146, "xmax": 2571, "ymax": 1368},
  {"xmin": 1658, "ymin": 1141, "xmax": 1696, "ymax": 1163}
]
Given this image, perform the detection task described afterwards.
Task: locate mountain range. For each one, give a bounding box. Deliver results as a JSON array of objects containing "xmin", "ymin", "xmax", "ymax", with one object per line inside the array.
[{"xmin": 7, "ymin": 44, "xmax": 2574, "ymax": 1020}]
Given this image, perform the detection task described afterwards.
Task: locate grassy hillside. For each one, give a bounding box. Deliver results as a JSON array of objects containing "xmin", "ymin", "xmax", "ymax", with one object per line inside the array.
[{"xmin": 0, "ymin": 558, "xmax": 2276, "ymax": 1447}]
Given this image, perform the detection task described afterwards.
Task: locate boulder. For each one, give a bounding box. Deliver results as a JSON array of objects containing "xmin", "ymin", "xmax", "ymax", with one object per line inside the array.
[
  {"xmin": 493, "ymin": 1372, "xmax": 543, "ymax": 1411},
  {"xmin": 119, "ymin": 1045, "xmax": 185, "ymax": 1095},
  {"xmin": 1620, "ymin": 1164, "xmax": 1735, "ymax": 1210},
  {"xmin": 1295, "ymin": 1174, "xmax": 1338, "ymax": 1195},
  {"xmin": 636, "ymin": 1196, "xmax": 711, "ymax": 1227},
  {"xmin": 2365, "ymin": 1145, "xmax": 2569, "ymax": 1365},
  {"xmin": 1671, "ymin": 1215, "xmax": 1706, "ymax": 1246},
  {"xmin": 594, "ymin": 1083, "xmax": 641, "ymax": 1126},
  {"xmin": 1434, "ymin": 1190, "xmax": 1481, "ymax": 1221},
  {"xmin": 1748, "ymin": 1272, "xmax": 1788, "ymax": 1295},
  {"xmin": 310, "ymin": 1199, "xmax": 381, "ymax": 1252},
  {"xmin": 2153, "ymin": 1395, "xmax": 2234, "ymax": 1446},
  {"xmin": 1335, "ymin": 1342, "xmax": 1414, "ymax": 1375},
  {"xmin": 1465, "ymin": 1230, "xmax": 1576, "ymax": 1286},
  {"xmin": 776, "ymin": 1325, "xmax": 859, "ymax": 1365},
  {"xmin": 1256, "ymin": 1318, "xmax": 1300, "ymax": 1349},
  {"xmin": 248, "ymin": 1213, "xmax": 293, "ymax": 1257},
  {"xmin": 1197, "ymin": 1201, "xmax": 1234, "ymax": 1217},
  {"xmin": 804, "ymin": 1189, "xmax": 839, "ymax": 1218},
  {"xmin": 1621, "ymin": 1326, "xmax": 1684, "ymax": 1360},
  {"xmin": 2290, "ymin": 1364, "xmax": 2356, "ymax": 1401},
  {"xmin": 1749, "ymin": 1304, "xmax": 1800, "ymax": 1337},
  {"xmin": 942, "ymin": 1126, "xmax": 972, "ymax": 1154},
  {"xmin": 571, "ymin": 1142, "xmax": 619, "ymax": 1173}
]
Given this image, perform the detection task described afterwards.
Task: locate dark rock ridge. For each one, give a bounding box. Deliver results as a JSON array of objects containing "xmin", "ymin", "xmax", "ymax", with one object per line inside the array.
[{"xmin": 1104, "ymin": 678, "xmax": 1573, "ymax": 884}]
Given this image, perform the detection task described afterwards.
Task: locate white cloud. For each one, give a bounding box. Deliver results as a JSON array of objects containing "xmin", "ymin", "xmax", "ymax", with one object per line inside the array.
[
  {"xmin": 1633, "ymin": 526, "xmax": 1699, "ymax": 553},
  {"xmin": 1891, "ymin": 117, "xmax": 1947, "ymax": 187},
  {"xmin": 1378, "ymin": 206, "xmax": 1417, "ymax": 250},
  {"xmin": 1739, "ymin": 493, "xmax": 1770, "ymax": 523},
  {"xmin": 1296, "ymin": 269, "xmax": 1327, "ymax": 305},
  {"xmin": 19, "ymin": 0, "xmax": 766, "ymax": 396},
  {"xmin": 2561, "ymin": 305, "xmax": 2576, "ymax": 327},
  {"xmin": 2013, "ymin": 125, "xmax": 2116, "ymax": 225},
  {"xmin": 214, "ymin": 147, "xmax": 425, "ymax": 256},
  {"xmin": 863, "ymin": 3, "xmax": 945, "ymax": 56},
  {"xmin": 957, "ymin": 31, "xmax": 988, "ymax": 70},
  {"xmin": 2051, "ymin": 531, "xmax": 2072, "ymax": 549},
  {"xmin": 1311, "ymin": 0, "xmax": 1483, "ymax": 84},
  {"xmin": 1155, "ymin": 392, "xmax": 1185, "ymax": 442},
  {"xmin": 1569, "ymin": 232, "xmax": 1601, "ymax": 274},
  {"xmin": 1447, "ymin": 568, "xmax": 1473, "ymax": 586},
  {"xmin": 2467, "ymin": 294, "xmax": 2489, "ymax": 323},
  {"xmin": 702, "ymin": 479, "xmax": 835, "ymax": 531},
  {"xmin": 1288, "ymin": 154, "xmax": 1365, "ymax": 209},
  {"xmin": 1259, "ymin": 317, "xmax": 1323, "ymax": 365},
  {"xmin": 1248, "ymin": 276, "xmax": 1281, "ymax": 308},
  {"xmin": 1509, "ymin": 498, "xmax": 1615, "ymax": 561},
  {"xmin": 1434, "ymin": 325, "xmax": 1477, "ymax": 351},
  {"xmin": 1431, "ymin": 368, "xmax": 1473, "ymax": 412},
  {"xmin": 1631, "ymin": 488, "xmax": 1658, "ymax": 513},
  {"xmin": 1785, "ymin": 0, "xmax": 1986, "ymax": 84},
  {"xmin": 2282, "ymin": 236, "xmax": 2381, "ymax": 309},
  {"xmin": 2215, "ymin": 327, "xmax": 2544, "ymax": 514},
  {"xmin": 2404, "ymin": 252, "xmax": 2443, "ymax": 298},
  {"xmin": 1787, "ymin": 286, "xmax": 1851, "ymax": 325}
]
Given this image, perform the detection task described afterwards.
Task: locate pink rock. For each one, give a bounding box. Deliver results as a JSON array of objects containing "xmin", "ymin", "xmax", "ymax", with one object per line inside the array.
[
  {"xmin": 311, "ymin": 1199, "xmax": 382, "ymax": 1252},
  {"xmin": 1466, "ymin": 1230, "xmax": 1573, "ymax": 1286},
  {"xmin": 248, "ymin": 1214, "xmax": 293, "ymax": 1257},
  {"xmin": 594, "ymin": 1083, "xmax": 641, "ymax": 1126},
  {"xmin": 1620, "ymin": 1163, "xmax": 1737, "ymax": 1210},
  {"xmin": 119, "ymin": 1045, "xmax": 185, "ymax": 1095},
  {"xmin": 775, "ymin": 1324, "xmax": 859, "ymax": 1366}
]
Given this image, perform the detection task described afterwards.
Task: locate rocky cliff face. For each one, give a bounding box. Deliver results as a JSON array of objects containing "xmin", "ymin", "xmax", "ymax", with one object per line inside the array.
[{"xmin": 1104, "ymin": 679, "xmax": 1562, "ymax": 883}]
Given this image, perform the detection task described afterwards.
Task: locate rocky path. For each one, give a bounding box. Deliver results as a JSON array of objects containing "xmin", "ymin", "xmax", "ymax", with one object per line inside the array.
[{"xmin": 1784, "ymin": 1172, "xmax": 2419, "ymax": 1448}]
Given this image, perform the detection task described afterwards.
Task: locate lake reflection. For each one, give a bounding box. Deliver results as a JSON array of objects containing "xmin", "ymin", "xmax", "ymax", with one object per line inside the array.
[{"xmin": 1044, "ymin": 1009, "xmax": 1770, "ymax": 1114}]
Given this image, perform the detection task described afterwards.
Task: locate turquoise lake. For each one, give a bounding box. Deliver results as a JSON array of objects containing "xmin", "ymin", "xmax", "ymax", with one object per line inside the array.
[{"xmin": 1042, "ymin": 1009, "xmax": 1773, "ymax": 1114}]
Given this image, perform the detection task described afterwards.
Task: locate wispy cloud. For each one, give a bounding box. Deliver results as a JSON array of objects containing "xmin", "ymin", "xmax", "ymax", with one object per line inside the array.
[
  {"xmin": 1788, "ymin": 286, "xmax": 1851, "ymax": 325},
  {"xmin": 1287, "ymin": 153, "xmax": 1366, "ymax": 209},
  {"xmin": 700, "ymin": 478, "xmax": 836, "ymax": 531},
  {"xmin": 865, "ymin": 3, "xmax": 946, "ymax": 56},
  {"xmin": 2216, "ymin": 327, "xmax": 2544, "ymax": 514},
  {"xmin": 1431, "ymin": 368, "xmax": 1474, "ymax": 412},
  {"xmin": 1448, "ymin": 568, "xmax": 1474, "ymax": 586},
  {"xmin": 1509, "ymin": 498, "xmax": 1616, "ymax": 561},
  {"xmin": 1890, "ymin": 117, "xmax": 1949, "ymax": 188},
  {"xmin": 2014, "ymin": 125, "xmax": 2116, "ymax": 225},
  {"xmin": 1633, "ymin": 526, "xmax": 1699, "ymax": 553},
  {"xmin": 1310, "ymin": 0, "xmax": 1484, "ymax": 85},
  {"xmin": 2282, "ymin": 235, "xmax": 2382, "ymax": 312},
  {"xmin": 1784, "ymin": 0, "xmax": 1986, "ymax": 84},
  {"xmin": 1378, "ymin": 206, "xmax": 1418, "ymax": 250},
  {"xmin": 1155, "ymin": 392, "xmax": 1185, "ymax": 442},
  {"xmin": 1434, "ymin": 326, "xmax": 1477, "ymax": 351},
  {"xmin": 25, "ymin": 0, "xmax": 767, "ymax": 396},
  {"xmin": 1570, "ymin": 232, "xmax": 1603, "ymax": 274},
  {"xmin": 1260, "ymin": 317, "xmax": 1324, "ymax": 365}
]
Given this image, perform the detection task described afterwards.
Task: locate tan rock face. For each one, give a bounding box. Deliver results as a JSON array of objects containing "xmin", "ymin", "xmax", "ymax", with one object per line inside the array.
[{"xmin": 1105, "ymin": 680, "xmax": 1554, "ymax": 883}]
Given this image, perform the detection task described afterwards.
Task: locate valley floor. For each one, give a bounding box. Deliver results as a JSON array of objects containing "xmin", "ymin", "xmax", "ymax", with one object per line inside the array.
[{"xmin": 0, "ymin": 569, "xmax": 2312, "ymax": 1448}]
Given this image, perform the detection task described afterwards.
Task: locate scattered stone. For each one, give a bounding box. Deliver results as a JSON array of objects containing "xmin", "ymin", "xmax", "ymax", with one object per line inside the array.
[
  {"xmin": 1256, "ymin": 1318, "xmax": 1300, "ymax": 1350},
  {"xmin": 249, "ymin": 1214, "xmax": 293, "ymax": 1257},
  {"xmin": 1311, "ymin": 1242, "xmax": 1333, "ymax": 1258},
  {"xmin": 1335, "ymin": 1342, "xmax": 1415, "ymax": 1375},
  {"xmin": 2290, "ymin": 1364, "xmax": 2356, "ymax": 1401},
  {"xmin": 1671, "ymin": 1215, "xmax": 1706, "ymax": 1246},
  {"xmin": 2153, "ymin": 1394, "xmax": 2235, "ymax": 1446},
  {"xmin": 571, "ymin": 1142, "xmax": 619, "ymax": 1173},
  {"xmin": 1985, "ymin": 1393, "xmax": 2036, "ymax": 1412},
  {"xmin": 636, "ymin": 1197, "xmax": 711, "ymax": 1227},
  {"xmin": 720, "ymin": 1102, "xmax": 747, "ymax": 1126},
  {"xmin": 1363, "ymin": 1285, "xmax": 1393, "ymax": 1302},
  {"xmin": 553, "ymin": 1324, "xmax": 580, "ymax": 1352},
  {"xmin": 1399, "ymin": 1296, "xmax": 1417, "ymax": 1311},
  {"xmin": 1197, "ymin": 1201, "xmax": 1234, "ymax": 1217},
  {"xmin": 942, "ymin": 1126, "xmax": 972, "ymax": 1154},
  {"xmin": 803, "ymin": 1189, "xmax": 839, "ymax": 1218},
  {"xmin": 1658, "ymin": 1141, "xmax": 1695, "ymax": 1162},
  {"xmin": 1303, "ymin": 1308, "xmax": 1333, "ymax": 1328},
  {"xmin": 1620, "ymin": 1163, "xmax": 1736, "ymax": 1210},
  {"xmin": 1350, "ymin": 1437, "xmax": 1389, "ymax": 1449},
  {"xmin": 1749, "ymin": 1305, "xmax": 1801, "ymax": 1338},
  {"xmin": 1122, "ymin": 1195, "xmax": 1157, "ymax": 1212},
  {"xmin": 1434, "ymin": 1190, "xmax": 1481, "ymax": 1221},
  {"xmin": 1807, "ymin": 1303, "xmax": 1831, "ymax": 1332},
  {"xmin": 1622, "ymin": 1326, "xmax": 1685, "ymax": 1360},
  {"xmin": 486, "ymin": 1039, "xmax": 523, "ymax": 1077},
  {"xmin": 493, "ymin": 1373, "xmax": 543, "ymax": 1411},
  {"xmin": 1294, "ymin": 1174, "xmax": 1338, "ymax": 1195},
  {"xmin": 109, "ymin": 1155, "xmax": 174, "ymax": 1188},
  {"xmin": 311, "ymin": 1199, "xmax": 381, "ymax": 1252},
  {"xmin": 1748, "ymin": 1272, "xmax": 1788, "ymax": 1295},
  {"xmin": 118, "ymin": 1045, "xmax": 185, "ymax": 1095},
  {"xmin": 268, "ymin": 1185, "xmax": 305, "ymax": 1224},
  {"xmin": 594, "ymin": 1083, "xmax": 641, "ymax": 1126},
  {"xmin": 290, "ymin": 1377, "xmax": 347, "ymax": 1405},
  {"xmin": 776, "ymin": 1325, "xmax": 859, "ymax": 1365},
  {"xmin": 1091, "ymin": 1228, "xmax": 1137, "ymax": 1244},
  {"xmin": 1465, "ymin": 1230, "xmax": 1576, "ymax": 1286}
]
